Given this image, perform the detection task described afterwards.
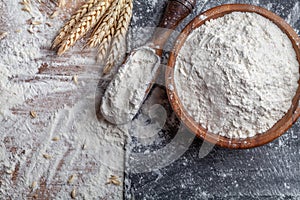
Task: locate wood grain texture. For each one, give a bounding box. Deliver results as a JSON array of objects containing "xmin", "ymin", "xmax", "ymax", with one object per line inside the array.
[{"xmin": 0, "ymin": 1, "xmax": 125, "ymax": 199}]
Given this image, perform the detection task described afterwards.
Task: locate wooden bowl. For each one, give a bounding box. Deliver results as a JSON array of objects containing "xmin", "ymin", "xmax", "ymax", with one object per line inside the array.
[{"xmin": 165, "ymin": 4, "xmax": 300, "ymax": 149}]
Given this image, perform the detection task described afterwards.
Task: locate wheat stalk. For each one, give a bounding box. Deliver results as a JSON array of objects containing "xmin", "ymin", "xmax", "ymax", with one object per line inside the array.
[
  {"xmin": 103, "ymin": 0, "xmax": 132, "ymax": 74},
  {"xmin": 57, "ymin": 0, "xmax": 111, "ymax": 55},
  {"xmin": 52, "ymin": 0, "xmax": 100, "ymax": 49}
]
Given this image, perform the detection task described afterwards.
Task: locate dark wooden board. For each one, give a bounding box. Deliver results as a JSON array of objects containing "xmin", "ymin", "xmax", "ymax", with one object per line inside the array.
[{"xmin": 125, "ymin": 0, "xmax": 300, "ymax": 199}]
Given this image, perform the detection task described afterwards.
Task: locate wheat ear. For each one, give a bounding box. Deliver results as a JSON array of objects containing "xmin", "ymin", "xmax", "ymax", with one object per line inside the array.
[
  {"xmin": 103, "ymin": 38, "xmax": 126, "ymax": 74},
  {"xmin": 103, "ymin": 0, "xmax": 133, "ymax": 74},
  {"xmin": 57, "ymin": 0, "xmax": 111, "ymax": 56},
  {"xmin": 87, "ymin": 0, "xmax": 124, "ymax": 49},
  {"xmin": 52, "ymin": 0, "xmax": 100, "ymax": 49}
]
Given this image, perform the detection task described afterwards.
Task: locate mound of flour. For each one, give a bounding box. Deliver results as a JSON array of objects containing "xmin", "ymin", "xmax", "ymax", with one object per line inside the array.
[{"xmin": 174, "ymin": 12, "xmax": 299, "ymax": 138}]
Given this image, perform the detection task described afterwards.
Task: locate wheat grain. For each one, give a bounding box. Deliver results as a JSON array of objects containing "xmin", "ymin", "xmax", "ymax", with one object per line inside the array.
[
  {"xmin": 20, "ymin": 0, "xmax": 27, "ymax": 5},
  {"xmin": 21, "ymin": 0, "xmax": 32, "ymax": 14},
  {"xmin": 111, "ymin": 179, "xmax": 121, "ymax": 185},
  {"xmin": 68, "ymin": 174, "xmax": 76, "ymax": 184},
  {"xmin": 31, "ymin": 181, "xmax": 37, "ymax": 191},
  {"xmin": 20, "ymin": 0, "xmax": 31, "ymax": 5},
  {"xmin": 102, "ymin": 0, "xmax": 132, "ymax": 73},
  {"xmin": 71, "ymin": 188, "xmax": 76, "ymax": 199},
  {"xmin": 72, "ymin": 75, "xmax": 78, "ymax": 84},
  {"xmin": 22, "ymin": 6, "xmax": 31, "ymax": 13},
  {"xmin": 52, "ymin": 0, "xmax": 100, "ymax": 49},
  {"xmin": 32, "ymin": 21, "xmax": 42, "ymax": 25},
  {"xmin": 106, "ymin": 175, "xmax": 121, "ymax": 186},
  {"xmin": 82, "ymin": 140, "xmax": 87, "ymax": 150},
  {"xmin": 52, "ymin": 136, "xmax": 60, "ymax": 141},
  {"xmin": 50, "ymin": 10, "xmax": 59, "ymax": 19},
  {"xmin": 42, "ymin": 154, "xmax": 51, "ymax": 159},
  {"xmin": 46, "ymin": 22, "xmax": 52, "ymax": 27},
  {"xmin": 5, "ymin": 169, "xmax": 13, "ymax": 174},
  {"xmin": 27, "ymin": 26, "xmax": 34, "ymax": 34},
  {"xmin": 30, "ymin": 111, "xmax": 37, "ymax": 118},
  {"xmin": 57, "ymin": 0, "xmax": 111, "ymax": 55},
  {"xmin": 0, "ymin": 32, "xmax": 8, "ymax": 40}
]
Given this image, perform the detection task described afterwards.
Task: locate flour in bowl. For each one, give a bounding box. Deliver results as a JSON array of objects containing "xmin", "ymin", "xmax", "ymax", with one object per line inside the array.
[{"xmin": 174, "ymin": 12, "xmax": 299, "ymax": 138}]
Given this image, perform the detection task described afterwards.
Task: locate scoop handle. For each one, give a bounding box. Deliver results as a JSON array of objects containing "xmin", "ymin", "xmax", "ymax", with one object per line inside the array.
[{"xmin": 150, "ymin": 0, "xmax": 196, "ymax": 55}]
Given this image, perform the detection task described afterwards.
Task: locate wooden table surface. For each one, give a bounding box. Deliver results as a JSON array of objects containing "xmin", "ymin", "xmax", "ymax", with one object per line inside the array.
[
  {"xmin": 1, "ymin": 0, "xmax": 126, "ymax": 199},
  {"xmin": 125, "ymin": 0, "xmax": 300, "ymax": 199},
  {"xmin": 1, "ymin": 0, "xmax": 300, "ymax": 199}
]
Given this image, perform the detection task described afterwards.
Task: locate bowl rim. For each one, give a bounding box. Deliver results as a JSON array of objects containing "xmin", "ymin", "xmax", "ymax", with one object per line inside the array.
[{"xmin": 165, "ymin": 3, "xmax": 300, "ymax": 149}]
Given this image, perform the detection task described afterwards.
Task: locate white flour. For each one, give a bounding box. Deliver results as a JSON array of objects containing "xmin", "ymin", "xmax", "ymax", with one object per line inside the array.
[
  {"xmin": 101, "ymin": 47, "xmax": 160, "ymax": 124},
  {"xmin": 174, "ymin": 12, "xmax": 299, "ymax": 138}
]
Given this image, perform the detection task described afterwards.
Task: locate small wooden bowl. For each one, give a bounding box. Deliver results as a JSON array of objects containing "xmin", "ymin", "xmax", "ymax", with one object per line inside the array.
[{"xmin": 166, "ymin": 4, "xmax": 300, "ymax": 149}]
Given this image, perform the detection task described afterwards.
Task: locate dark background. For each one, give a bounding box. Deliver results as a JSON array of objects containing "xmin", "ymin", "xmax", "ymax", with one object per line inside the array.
[{"xmin": 125, "ymin": 0, "xmax": 300, "ymax": 199}]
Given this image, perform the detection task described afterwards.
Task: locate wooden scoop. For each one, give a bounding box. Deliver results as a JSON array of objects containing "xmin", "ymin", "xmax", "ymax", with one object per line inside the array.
[{"xmin": 101, "ymin": 0, "xmax": 196, "ymax": 125}]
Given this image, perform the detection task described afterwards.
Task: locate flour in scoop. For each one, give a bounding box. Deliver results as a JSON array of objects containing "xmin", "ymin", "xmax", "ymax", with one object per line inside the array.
[
  {"xmin": 174, "ymin": 12, "xmax": 299, "ymax": 138},
  {"xmin": 101, "ymin": 47, "xmax": 160, "ymax": 124}
]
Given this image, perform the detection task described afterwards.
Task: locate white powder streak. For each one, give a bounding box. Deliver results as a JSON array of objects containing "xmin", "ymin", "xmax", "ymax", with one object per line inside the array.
[{"xmin": 286, "ymin": 1, "xmax": 300, "ymax": 27}]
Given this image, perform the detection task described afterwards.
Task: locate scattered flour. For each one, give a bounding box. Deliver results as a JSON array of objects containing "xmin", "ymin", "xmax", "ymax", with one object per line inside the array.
[
  {"xmin": 286, "ymin": 1, "xmax": 300, "ymax": 27},
  {"xmin": 0, "ymin": 0, "xmax": 126, "ymax": 199},
  {"xmin": 199, "ymin": 14, "xmax": 207, "ymax": 20},
  {"xmin": 174, "ymin": 12, "xmax": 299, "ymax": 138},
  {"xmin": 101, "ymin": 47, "xmax": 160, "ymax": 125}
]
